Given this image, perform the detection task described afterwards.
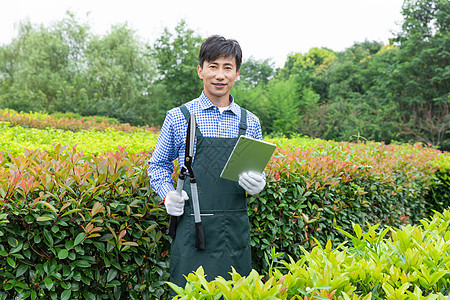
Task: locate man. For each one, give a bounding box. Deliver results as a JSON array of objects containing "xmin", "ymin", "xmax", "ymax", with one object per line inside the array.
[{"xmin": 148, "ymin": 35, "xmax": 266, "ymax": 288}]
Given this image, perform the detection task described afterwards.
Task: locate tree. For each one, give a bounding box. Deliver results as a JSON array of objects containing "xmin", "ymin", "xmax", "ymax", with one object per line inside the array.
[
  {"xmin": 236, "ymin": 57, "xmax": 275, "ymax": 87},
  {"xmin": 326, "ymin": 40, "xmax": 384, "ymax": 100},
  {"xmin": 151, "ymin": 20, "xmax": 204, "ymax": 123},
  {"xmin": 232, "ymin": 57, "xmax": 275, "ymax": 133},
  {"xmin": 80, "ymin": 24, "xmax": 155, "ymax": 125},
  {"xmin": 0, "ymin": 13, "xmax": 90, "ymax": 113},
  {"xmin": 277, "ymin": 47, "xmax": 336, "ymax": 101},
  {"xmin": 0, "ymin": 12, "xmax": 156, "ymax": 126},
  {"xmin": 389, "ymin": 0, "xmax": 449, "ymax": 148}
]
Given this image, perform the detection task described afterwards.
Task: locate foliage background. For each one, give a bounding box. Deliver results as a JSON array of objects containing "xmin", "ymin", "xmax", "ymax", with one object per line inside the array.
[
  {"xmin": 0, "ymin": 0, "xmax": 448, "ymax": 297},
  {"xmin": 0, "ymin": 0, "xmax": 448, "ymax": 150}
]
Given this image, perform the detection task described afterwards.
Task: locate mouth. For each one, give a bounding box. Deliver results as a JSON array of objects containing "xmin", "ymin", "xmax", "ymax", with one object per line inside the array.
[{"xmin": 212, "ymin": 83, "xmax": 227, "ymax": 88}]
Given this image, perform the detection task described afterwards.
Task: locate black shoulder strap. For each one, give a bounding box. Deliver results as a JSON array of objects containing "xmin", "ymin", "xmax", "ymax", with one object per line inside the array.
[
  {"xmin": 239, "ymin": 107, "xmax": 247, "ymax": 136},
  {"xmin": 179, "ymin": 105, "xmax": 202, "ymax": 137}
]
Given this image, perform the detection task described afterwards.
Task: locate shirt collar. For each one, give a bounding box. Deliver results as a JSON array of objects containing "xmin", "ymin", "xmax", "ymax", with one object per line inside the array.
[{"xmin": 199, "ymin": 91, "xmax": 241, "ymax": 115}]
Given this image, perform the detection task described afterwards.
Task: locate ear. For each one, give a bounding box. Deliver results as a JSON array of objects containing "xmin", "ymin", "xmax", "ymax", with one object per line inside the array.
[
  {"xmin": 235, "ymin": 70, "xmax": 240, "ymax": 82},
  {"xmin": 197, "ymin": 65, "xmax": 203, "ymax": 79}
]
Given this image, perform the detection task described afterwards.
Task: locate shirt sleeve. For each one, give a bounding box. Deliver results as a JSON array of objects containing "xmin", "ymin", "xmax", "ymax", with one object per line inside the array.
[{"xmin": 148, "ymin": 111, "xmax": 179, "ymax": 200}]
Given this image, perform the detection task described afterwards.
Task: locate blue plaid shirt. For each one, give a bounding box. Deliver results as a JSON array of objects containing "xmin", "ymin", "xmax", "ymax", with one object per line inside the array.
[{"xmin": 148, "ymin": 92, "xmax": 263, "ymax": 200}]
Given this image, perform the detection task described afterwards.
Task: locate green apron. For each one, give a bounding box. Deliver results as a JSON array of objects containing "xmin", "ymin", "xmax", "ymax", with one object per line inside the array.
[{"xmin": 169, "ymin": 105, "xmax": 252, "ymax": 288}]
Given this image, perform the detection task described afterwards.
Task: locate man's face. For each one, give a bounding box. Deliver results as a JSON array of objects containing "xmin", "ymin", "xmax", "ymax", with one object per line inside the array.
[{"xmin": 197, "ymin": 56, "xmax": 239, "ymax": 105}]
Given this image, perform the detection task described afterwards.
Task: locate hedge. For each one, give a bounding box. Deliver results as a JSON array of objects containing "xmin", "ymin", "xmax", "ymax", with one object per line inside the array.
[
  {"xmin": 0, "ymin": 115, "xmax": 449, "ymax": 298},
  {"xmin": 0, "ymin": 122, "xmax": 158, "ymax": 156},
  {"xmin": 0, "ymin": 146, "xmax": 170, "ymax": 299},
  {"xmin": 248, "ymin": 138, "xmax": 449, "ymax": 273},
  {"xmin": 169, "ymin": 209, "xmax": 450, "ymax": 299},
  {"xmin": 0, "ymin": 109, "xmax": 159, "ymax": 133}
]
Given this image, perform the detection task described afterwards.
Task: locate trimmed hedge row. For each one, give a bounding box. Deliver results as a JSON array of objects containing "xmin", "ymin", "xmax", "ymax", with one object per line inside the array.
[
  {"xmin": 249, "ymin": 139, "xmax": 449, "ymax": 273},
  {"xmin": 0, "ymin": 109, "xmax": 159, "ymax": 133},
  {"xmin": 0, "ymin": 112, "xmax": 449, "ymax": 298},
  {"xmin": 0, "ymin": 146, "xmax": 171, "ymax": 299},
  {"xmin": 0, "ymin": 122, "xmax": 158, "ymax": 156},
  {"xmin": 0, "ymin": 138, "xmax": 448, "ymax": 298}
]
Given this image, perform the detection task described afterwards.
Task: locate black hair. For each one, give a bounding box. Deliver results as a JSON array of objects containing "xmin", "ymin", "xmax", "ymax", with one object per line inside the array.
[{"xmin": 198, "ymin": 35, "xmax": 243, "ymax": 71}]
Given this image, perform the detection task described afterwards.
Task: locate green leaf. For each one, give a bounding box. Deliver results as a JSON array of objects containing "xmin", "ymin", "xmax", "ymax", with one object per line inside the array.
[
  {"xmin": 7, "ymin": 257, "xmax": 15, "ymax": 268},
  {"xmin": 7, "ymin": 237, "xmax": 18, "ymax": 247},
  {"xmin": 65, "ymin": 240, "xmax": 74, "ymax": 250},
  {"xmin": 166, "ymin": 281, "xmax": 185, "ymax": 295},
  {"xmin": 58, "ymin": 249, "xmax": 69, "ymax": 260},
  {"xmin": 24, "ymin": 215, "xmax": 34, "ymax": 224},
  {"xmin": 51, "ymin": 225, "xmax": 59, "ymax": 233},
  {"xmin": 354, "ymin": 223, "xmax": 362, "ymax": 239},
  {"xmin": 81, "ymin": 275, "xmax": 90, "ymax": 285},
  {"xmin": 44, "ymin": 277, "xmax": 53, "ymax": 290},
  {"xmin": 109, "ymin": 279, "xmax": 121, "ymax": 287},
  {"xmin": 43, "ymin": 230, "xmax": 54, "ymax": 246},
  {"xmin": 107, "ymin": 268, "xmax": 118, "ymax": 282},
  {"xmin": 34, "ymin": 235, "xmax": 42, "ymax": 244},
  {"xmin": 62, "ymin": 265, "xmax": 71, "ymax": 277},
  {"xmin": 37, "ymin": 216, "xmax": 55, "ymax": 222},
  {"xmin": 14, "ymin": 281, "xmax": 28, "ymax": 290},
  {"xmin": 61, "ymin": 209, "xmax": 81, "ymax": 218},
  {"xmin": 82, "ymin": 291, "xmax": 96, "ymax": 300},
  {"xmin": 74, "ymin": 232, "xmax": 86, "ymax": 246},
  {"xmin": 9, "ymin": 243, "xmax": 23, "ymax": 254},
  {"xmin": 111, "ymin": 259, "xmax": 121, "ymax": 270},
  {"xmin": 61, "ymin": 289, "xmax": 71, "ymax": 300},
  {"xmin": 72, "ymin": 260, "xmax": 91, "ymax": 268},
  {"xmin": 37, "ymin": 201, "xmax": 58, "ymax": 214},
  {"xmin": 134, "ymin": 254, "xmax": 143, "ymax": 266},
  {"xmin": 36, "ymin": 264, "xmax": 45, "ymax": 277},
  {"xmin": 16, "ymin": 264, "xmax": 28, "ymax": 277}
]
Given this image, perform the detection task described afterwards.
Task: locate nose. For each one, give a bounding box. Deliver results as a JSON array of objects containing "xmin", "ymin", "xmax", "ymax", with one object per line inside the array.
[{"xmin": 215, "ymin": 68, "xmax": 225, "ymax": 80}]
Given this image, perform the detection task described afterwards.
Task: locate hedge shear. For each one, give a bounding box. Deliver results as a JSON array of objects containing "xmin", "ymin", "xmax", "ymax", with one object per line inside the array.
[{"xmin": 168, "ymin": 113, "xmax": 205, "ymax": 250}]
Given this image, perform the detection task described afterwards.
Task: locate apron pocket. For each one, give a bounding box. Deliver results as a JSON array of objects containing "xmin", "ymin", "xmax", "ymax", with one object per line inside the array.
[
  {"xmin": 195, "ymin": 212, "xmax": 226, "ymax": 252},
  {"xmin": 184, "ymin": 209, "xmax": 250, "ymax": 253},
  {"xmin": 224, "ymin": 209, "xmax": 251, "ymax": 252}
]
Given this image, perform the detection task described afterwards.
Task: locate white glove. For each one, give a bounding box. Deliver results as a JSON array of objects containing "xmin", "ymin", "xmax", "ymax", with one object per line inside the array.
[
  {"xmin": 164, "ymin": 190, "xmax": 189, "ymax": 216},
  {"xmin": 238, "ymin": 171, "xmax": 266, "ymax": 195}
]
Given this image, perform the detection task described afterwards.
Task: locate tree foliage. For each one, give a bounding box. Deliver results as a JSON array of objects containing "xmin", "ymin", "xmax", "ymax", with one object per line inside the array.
[
  {"xmin": 150, "ymin": 20, "xmax": 203, "ymax": 124},
  {"xmin": 389, "ymin": 0, "xmax": 450, "ymax": 148},
  {"xmin": 0, "ymin": 2, "xmax": 448, "ymax": 148},
  {"xmin": 0, "ymin": 12, "xmax": 156, "ymax": 126}
]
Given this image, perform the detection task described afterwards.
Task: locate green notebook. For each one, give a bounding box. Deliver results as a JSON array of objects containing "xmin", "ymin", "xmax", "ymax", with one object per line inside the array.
[{"xmin": 220, "ymin": 136, "xmax": 276, "ymax": 182}]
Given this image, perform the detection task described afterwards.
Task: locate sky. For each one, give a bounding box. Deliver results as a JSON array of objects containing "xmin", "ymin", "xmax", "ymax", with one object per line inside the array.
[{"xmin": 0, "ymin": 0, "xmax": 405, "ymax": 68}]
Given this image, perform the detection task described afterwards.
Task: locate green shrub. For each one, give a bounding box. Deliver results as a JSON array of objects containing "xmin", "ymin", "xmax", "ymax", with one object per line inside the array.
[
  {"xmin": 249, "ymin": 138, "xmax": 445, "ymax": 273},
  {"xmin": 0, "ymin": 109, "xmax": 159, "ymax": 133},
  {"xmin": 0, "ymin": 146, "xmax": 172, "ymax": 299},
  {"xmin": 0, "ymin": 123, "xmax": 158, "ymax": 156},
  {"xmin": 0, "ymin": 116, "xmax": 449, "ymax": 298},
  {"xmin": 170, "ymin": 209, "xmax": 450, "ymax": 299},
  {"xmin": 427, "ymin": 155, "xmax": 450, "ymax": 212}
]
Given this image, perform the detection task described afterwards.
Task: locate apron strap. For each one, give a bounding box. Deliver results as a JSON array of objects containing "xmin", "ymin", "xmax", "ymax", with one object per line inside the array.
[
  {"xmin": 239, "ymin": 107, "xmax": 247, "ymax": 136},
  {"xmin": 179, "ymin": 105, "xmax": 202, "ymax": 137}
]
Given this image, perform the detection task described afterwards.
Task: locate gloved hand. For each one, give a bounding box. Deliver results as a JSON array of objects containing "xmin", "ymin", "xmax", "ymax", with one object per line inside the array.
[
  {"xmin": 238, "ymin": 171, "xmax": 266, "ymax": 195},
  {"xmin": 164, "ymin": 190, "xmax": 189, "ymax": 216}
]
